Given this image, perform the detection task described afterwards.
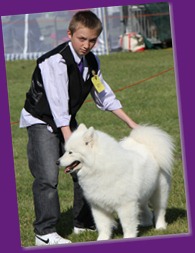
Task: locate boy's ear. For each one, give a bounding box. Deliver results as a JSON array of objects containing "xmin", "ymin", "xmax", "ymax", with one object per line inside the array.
[
  {"xmin": 67, "ymin": 30, "xmax": 72, "ymax": 39},
  {"xmin": 83, "ymin": 127, "xmax": 96, "ymax": 147}
]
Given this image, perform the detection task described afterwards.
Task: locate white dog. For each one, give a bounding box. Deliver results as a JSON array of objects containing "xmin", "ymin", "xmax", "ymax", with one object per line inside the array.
[{"xmin": 58, "ymin": 124, "xmax": 174, "ymax": 240}]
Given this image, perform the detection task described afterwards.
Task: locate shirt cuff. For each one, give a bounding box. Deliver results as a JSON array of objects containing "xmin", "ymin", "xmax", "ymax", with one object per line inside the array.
[
  {"xmin": 54, "ymin": 115, "xmax": 71, "ymax": 128},
  {"xmin": 104, "ymin": 100, "xmax": 122, "ymax": 111}
]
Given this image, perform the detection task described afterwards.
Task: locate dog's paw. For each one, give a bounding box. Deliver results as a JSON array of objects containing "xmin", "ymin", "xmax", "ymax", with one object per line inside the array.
[
  {"xmin": 155, "ymin": 222, "xmax": 167, "ymax": 230},
  {"xmin": 97, "ymin": 234, "xmax": 111, "ymax": 241},
  {"xmin": 123, "ymin": 232, "xmax": 137, "ymax": 238}
]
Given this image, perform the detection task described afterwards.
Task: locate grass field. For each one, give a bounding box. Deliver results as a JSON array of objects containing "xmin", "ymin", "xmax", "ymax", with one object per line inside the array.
[{"xmin": 6, "ymin": 48, "xmax": 189, "ymax": 247}]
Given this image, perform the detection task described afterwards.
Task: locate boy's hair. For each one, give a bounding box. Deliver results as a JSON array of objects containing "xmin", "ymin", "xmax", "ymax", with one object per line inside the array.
[{"xmin": 68, "ymin": 10, "xmax": 103, "ymax": 35}]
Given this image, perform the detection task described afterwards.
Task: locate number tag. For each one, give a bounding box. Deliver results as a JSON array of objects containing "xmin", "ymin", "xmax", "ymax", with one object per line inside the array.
[{"xmin": 91, "ymin": 70, "xmax": 105, "ymax": 93}]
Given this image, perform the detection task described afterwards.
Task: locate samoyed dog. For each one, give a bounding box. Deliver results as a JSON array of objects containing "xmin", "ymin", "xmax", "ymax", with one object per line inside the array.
[{"xmin": 58, "ymin": 123, "xmax": 174, "ymax": 240}]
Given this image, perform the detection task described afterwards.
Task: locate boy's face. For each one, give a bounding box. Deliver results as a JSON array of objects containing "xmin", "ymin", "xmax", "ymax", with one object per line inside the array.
[{"xmin": 67, "ymin": 25, "xmax": 99, "ymax": 56}]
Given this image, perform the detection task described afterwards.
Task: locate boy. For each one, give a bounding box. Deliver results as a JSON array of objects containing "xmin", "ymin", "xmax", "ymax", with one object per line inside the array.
[{"xmin": 20, "ymin": 10, "xmax": 138, "ymax": 246}]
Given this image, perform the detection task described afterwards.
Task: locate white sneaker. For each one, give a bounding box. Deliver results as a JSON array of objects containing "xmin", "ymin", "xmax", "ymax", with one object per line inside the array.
[
  {"xmin": 73, "ymin": 226, "xmax": 96, "ymax": 235},
  {"xmin": 35, "ymin": 232, "xmax": 72, "ymax": 246}
]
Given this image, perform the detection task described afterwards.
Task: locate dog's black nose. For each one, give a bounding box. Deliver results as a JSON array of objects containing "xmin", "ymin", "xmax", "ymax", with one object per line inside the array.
[{"xmin": 56, "ymin": 160, "xmax": 60, "ymax": 166}]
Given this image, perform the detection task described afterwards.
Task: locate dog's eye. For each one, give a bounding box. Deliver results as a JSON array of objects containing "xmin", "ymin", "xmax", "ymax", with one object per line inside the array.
[
  {"xmin": 69, "ymin": 151, "xmax": 72, "ymax": 154},
  {"xmin": 85, "ymin": 142, "xmax": 89, "ymax": 145}
]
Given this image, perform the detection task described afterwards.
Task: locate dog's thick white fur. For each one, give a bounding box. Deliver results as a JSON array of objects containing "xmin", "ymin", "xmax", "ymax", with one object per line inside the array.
[{"xmin": 58, "ymin": 124, "xmax": 174, "ymax": 240}]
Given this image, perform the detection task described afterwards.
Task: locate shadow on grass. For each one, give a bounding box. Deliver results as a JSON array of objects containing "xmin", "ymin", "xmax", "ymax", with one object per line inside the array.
[
  {"xmin": 57, "ymin": 207, "xmax": 74, "ymax": 237},
  {"xmin": 166, "ymin": 207, "xmax": 187, "ymax": 224},
  {"xmin": 138, "ymin": 207, "xmax": 187, "ymax": 237}
]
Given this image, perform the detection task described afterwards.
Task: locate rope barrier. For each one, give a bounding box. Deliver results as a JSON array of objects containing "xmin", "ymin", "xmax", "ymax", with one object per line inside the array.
[
  {"xmin": 85, "ymin": 67, "xmax": 174, "ymax": 104},
  {"xmin": 10, "ymin": 66, "xmax": 174, "ymax": 126}
]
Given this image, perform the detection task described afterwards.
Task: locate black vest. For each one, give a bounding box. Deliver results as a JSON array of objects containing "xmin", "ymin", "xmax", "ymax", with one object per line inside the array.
[{"xmin": 24, "ymin": 42, "xmax": 98, "ymax": 132}]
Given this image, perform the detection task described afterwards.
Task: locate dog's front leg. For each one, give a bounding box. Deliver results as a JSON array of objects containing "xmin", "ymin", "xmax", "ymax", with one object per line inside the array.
[
  {"xmin": 91, "ymin": 205, "xmax": 115, "ymax": 241},
  {"xmin": 117, "ymin": 201, "xmax": 139, "ymax": 238}
]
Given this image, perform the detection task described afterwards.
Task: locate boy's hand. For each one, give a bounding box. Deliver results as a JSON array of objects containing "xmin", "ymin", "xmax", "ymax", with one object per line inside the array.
[{"xmin": 61, "ymin": 126, "xmax": 72, "ymax": 142}]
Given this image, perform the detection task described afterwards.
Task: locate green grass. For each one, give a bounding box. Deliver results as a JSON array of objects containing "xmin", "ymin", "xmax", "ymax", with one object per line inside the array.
[{"xmin": 6, "ymin": 48, "xmax": 189, "ymax": 247}]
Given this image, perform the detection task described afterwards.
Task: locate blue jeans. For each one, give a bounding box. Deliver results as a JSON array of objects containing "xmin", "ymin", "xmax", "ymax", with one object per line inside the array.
[{"xmin": 27, "ymin": 124, "xmax": 94, "ymax": 235}]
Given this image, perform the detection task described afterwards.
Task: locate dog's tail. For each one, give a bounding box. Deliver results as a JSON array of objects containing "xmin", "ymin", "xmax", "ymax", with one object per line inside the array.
[{"xmin": 130, "ymin": 125, "xmax": 175, "ymax": 175}]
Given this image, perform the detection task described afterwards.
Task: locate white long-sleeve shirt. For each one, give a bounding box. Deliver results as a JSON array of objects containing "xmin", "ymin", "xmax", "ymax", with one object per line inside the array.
[{"xmin": 19, "ymin": 42, "xmax": 122, "ymax": 129}]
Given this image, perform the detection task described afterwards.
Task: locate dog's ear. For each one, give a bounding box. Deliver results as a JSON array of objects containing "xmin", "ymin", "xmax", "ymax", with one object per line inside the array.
[
  {"xmin": 78, "ymin": 123, "xmax": 87, "ymax": 132},
  {"xmin": 83, "ymin": 127, "xmax": 96, "ymax": 147}
]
